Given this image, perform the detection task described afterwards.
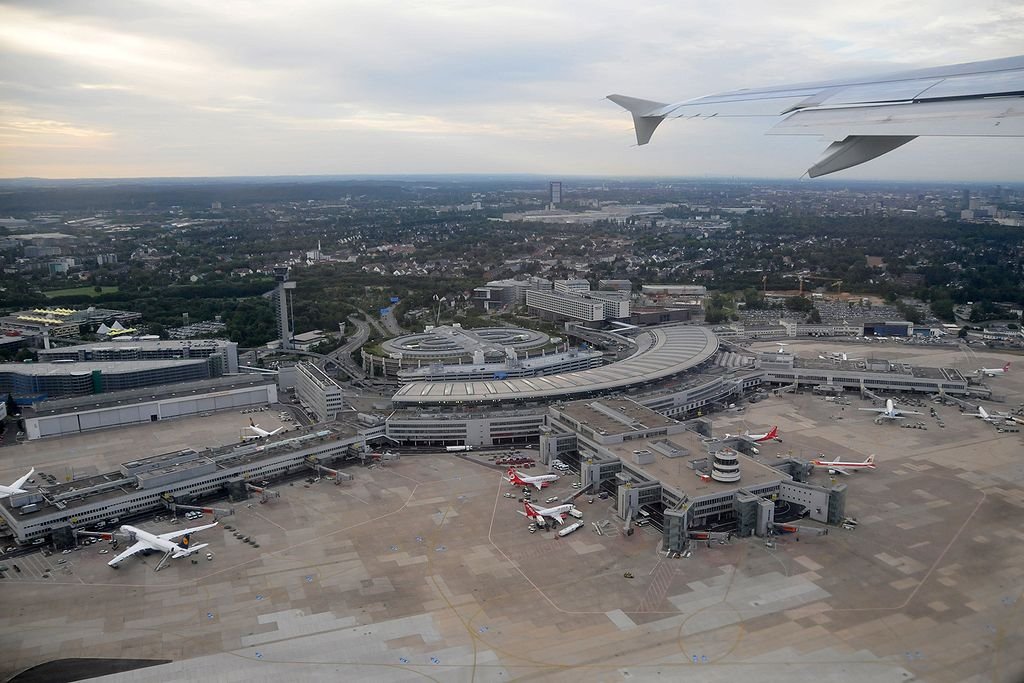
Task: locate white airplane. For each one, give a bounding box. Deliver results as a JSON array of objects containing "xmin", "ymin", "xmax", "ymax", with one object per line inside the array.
[
  {"xmin": 978, "ymin": 362, "xmax": 1011, "ymax": 377},
  {"xmin": 773, "ymin": 343, "xmax": 789, "ymax": 353},
  {"xmin": 820, "ymin": 352, "xmax": 861, "ymax": 362},
  {"xmin": 859, "ymin": 398, "xmax": 922, "ymax": 421},
  {"xmin": 519, "ymin": 500, "xmax": 573, "ymax": 526},
  {"xmin": 506, "ymin": 467, "xmax": 558, "ymax": 490},
  {"xmin": 102, "ymin": 522, "xmax": 218, "ymax": 570},
  {"xmin": 248, "ymin": 419, "xmax": 284, "ymax": 438},
  {"xmin": 969, "ymin": 406, "xmax": 1012, "ymax": 423},
  {"xmin": 0, "ymin": 468, "xmax": 34, "ymax": 498},
  {"xmin": 724, "ymin": 426, "xmax": 779, "ymax": 444},
  {"xmin": 811, "ymin": 454, "xmax": 876, "ymax": 475},
  {"xmin": 609, "ymin": 54, "xmax": 1024, "ymax": 177}
]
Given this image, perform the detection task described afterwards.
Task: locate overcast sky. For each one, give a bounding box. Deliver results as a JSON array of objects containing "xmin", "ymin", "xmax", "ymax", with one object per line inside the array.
[{"xmin": 1, "ymin": 1, "xmax": 1023, "ymax": 181}]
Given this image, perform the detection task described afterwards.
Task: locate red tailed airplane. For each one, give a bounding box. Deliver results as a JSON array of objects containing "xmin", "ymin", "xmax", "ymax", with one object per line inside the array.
[{"xmin": 506, "ymin": 467, "xmax": 558, "ymax": 490}]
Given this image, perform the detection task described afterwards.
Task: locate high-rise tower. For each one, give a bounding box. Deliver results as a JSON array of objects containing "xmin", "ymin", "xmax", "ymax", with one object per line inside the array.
[{"xmin": 273, "ymin": 266, "xmax": 296, "ymax": 349}]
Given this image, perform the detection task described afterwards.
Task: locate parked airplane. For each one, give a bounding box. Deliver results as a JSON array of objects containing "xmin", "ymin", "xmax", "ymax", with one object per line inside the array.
[
  {"xmin": 811, "ymin": 455, "xmax": 876, "ymax": 475},
  {"xmin": 820, "ymin": 352, "xmax": 861, "ymax": 362},
  {"xmin": 609, "ymin": 54, "xmax": 1024, "ymax": 177},
  {"xmin": 248, "ymin": 419, "xmax": 284, "ymax": 438},
  {"xmin": 725, "ymin": 426, "xmax": 779, "ymax": 444},
  {"xmin": 978, "ymin": 362, "xmax": 1011, "ymax": 377},
  {"xmin": 0, "ymin": 468, "xmax": 34, "ymax": 498},
  {"xmin": 859, "ymin": 398, "xmax": 922, "ymax": 421},
  {"xmin": 506, "ymin": 467, "xmax": 558, "ymax": 490},
  {"xmin": 969, "ymin": 406, "xmax": 1012, "ymax": 423},
  {"xmin": 104, "ymin": 522, "xmax": 218, "ymax": 569},
  {"xmin": 519, "ymin": 500, "xmax": 573, "ymax": 526}
]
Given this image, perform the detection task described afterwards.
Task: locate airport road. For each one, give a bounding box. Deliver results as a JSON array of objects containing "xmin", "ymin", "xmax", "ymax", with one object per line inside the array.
[{"xmin": 0, "ymin": 342, "xmax": 1022, "ymax": 681}]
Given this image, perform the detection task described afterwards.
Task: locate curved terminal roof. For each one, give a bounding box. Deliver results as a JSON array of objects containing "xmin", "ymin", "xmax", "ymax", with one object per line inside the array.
[{"xmin": 392, "ymin": 325, "xmax": 719, "ymax": 405}]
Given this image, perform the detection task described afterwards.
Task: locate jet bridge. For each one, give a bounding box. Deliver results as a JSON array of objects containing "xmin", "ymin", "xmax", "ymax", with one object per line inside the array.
[
  {"xmin": 160, "ymin": 494, "xmax": 234, "ymax": 519},
  {"xmin": 245, "ymin": 482, "xmax": 281, "ymax": 503},
  {"xmin": 304, "ymin": 456, "xmax": 353, "ymax": 483}
]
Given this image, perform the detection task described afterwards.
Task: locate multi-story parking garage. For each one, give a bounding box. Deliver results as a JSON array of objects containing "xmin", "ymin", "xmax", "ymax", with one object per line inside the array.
[{"xmin": 362, "ymin": 325, "xmax": 556, "ymax": 380}]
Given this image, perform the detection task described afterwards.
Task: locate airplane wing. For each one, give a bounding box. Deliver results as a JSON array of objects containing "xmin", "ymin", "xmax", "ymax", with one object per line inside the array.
[
  {"xmin": 107, "ymin": 541, "xmax": 151, "ymax": 567},
  {"xmin": 157, "ymin": 521, "xmax": 218, "ymax": 542},
  {"xmin": 547, "ymin": 512, "xmax": 566, "ymax": 525},
  {"xmin": 829, "ymin": 466, "xmax": 853, "ymax": 476},
  {"xmin": 858, "ymin": 407, "xmax": 886, "ymax": 413},
  {"xmin": 530, "ymin": 481, "xmax": 544, "ymax": 491},
  {"xmin": 609, "ymin": 54, "xmax": 1024, "ymax": 177},
  {"xmin": 9, "ymin": 468, "xmax": 35, "ymax": 491}
]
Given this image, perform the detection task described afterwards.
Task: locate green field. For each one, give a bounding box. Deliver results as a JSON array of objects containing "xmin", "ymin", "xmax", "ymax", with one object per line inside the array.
[{"xmin": 43, "ymin": 285, "xmax": 120, "ymax": 299}]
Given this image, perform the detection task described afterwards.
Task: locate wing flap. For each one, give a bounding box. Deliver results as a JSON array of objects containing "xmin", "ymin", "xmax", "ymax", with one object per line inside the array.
[{"xmin": 770, "ymin": 98, "xmax": 1024, "ymax": 138}]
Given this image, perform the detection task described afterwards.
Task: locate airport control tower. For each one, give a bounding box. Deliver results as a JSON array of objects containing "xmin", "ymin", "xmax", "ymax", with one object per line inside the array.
[{"xmin": 273, "ymin": 266, "xmax": 296, "ymax": 349}]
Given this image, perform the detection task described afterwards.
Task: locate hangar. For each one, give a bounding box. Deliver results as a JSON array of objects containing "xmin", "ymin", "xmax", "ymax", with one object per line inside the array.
[{"xmin": 22, "ymin": 376, "xmax": 279, "ymax": 440}]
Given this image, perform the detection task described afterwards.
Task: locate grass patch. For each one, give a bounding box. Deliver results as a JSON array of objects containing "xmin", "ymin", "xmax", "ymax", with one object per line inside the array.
[{"xmin": 43, "ymin": 285, "xmax": 120, "ymax": 299}]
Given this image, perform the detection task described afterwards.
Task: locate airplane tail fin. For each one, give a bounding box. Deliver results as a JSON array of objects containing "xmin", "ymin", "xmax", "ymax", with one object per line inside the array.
[
  {"xmin": 766, "ymin": 426, "xmax": 778, "ymax": 440},
  {"xmin": 250, "ymin": 418, "xmax": 256, "ymax": 427},
  {"xmin": 523, "ymin": 501, "xmax": 538, "ymax": 517},
  {"xmin": 866, "ymin": 455, "xmax": 876, "ymax": 466},
  {"xmin": 172, "ymin": 543, "xmax": 208, "ymax": 559},
  {"xmin": 1004, "ymin": 362, "xmax": 1012, "ymax": 372},
  {"xmin": 607, "ymin": 94, "xmax": 669, "ymax": 145}
]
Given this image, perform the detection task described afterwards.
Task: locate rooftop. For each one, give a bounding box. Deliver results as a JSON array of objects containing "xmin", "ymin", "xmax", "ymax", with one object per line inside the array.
[
  {"xmin": 29, "ymin": 375, "xmax": 276, "ymax": 417},
  {"xmin": 558, "ymin": 398, "xmax": 677, "ymax": 436},
  {"xmin": 392, "ymin": 325, "xmax": 718, "ymax": 405},
  {"xmin": 0, "ymin": 358, "xmax": 208, "ymax": 377},
  {"xmin": 605, "ymin": 430, "xmax": 786, "ymax": 499}
]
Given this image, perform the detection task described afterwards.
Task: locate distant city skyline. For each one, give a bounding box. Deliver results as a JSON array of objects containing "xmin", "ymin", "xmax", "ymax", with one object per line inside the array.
[{"xmin": 1, "ymin": 1, "xmax": 1023, "ymax": 181}]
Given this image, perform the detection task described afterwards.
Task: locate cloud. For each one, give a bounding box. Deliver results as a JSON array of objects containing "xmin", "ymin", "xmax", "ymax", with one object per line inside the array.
[{"xmin": 0, "ymin": 1, "xmax": 1022, "ymax": 179}]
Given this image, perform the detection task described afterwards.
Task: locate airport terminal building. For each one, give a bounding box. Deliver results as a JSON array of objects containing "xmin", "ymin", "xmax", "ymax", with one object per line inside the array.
[
  {"xmin": 392, "ymin": 325, "xmax": 719, "ymax": 407},
  {"xmin": 0, "ymin": 426, "xmax": 365, "ymax": 543},
  {"xmin": 757, "ymin": 352, "xmax": 975, "ymax": 396},
  {"xmin": 539, "ymin": 398, "xmax": 846, "ymax": 553}
]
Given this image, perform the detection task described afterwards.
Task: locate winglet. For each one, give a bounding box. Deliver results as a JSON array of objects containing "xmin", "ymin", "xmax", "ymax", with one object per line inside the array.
[{"xmin": 607, "ymin": 94, "xmax": 669, "ymax": 145}]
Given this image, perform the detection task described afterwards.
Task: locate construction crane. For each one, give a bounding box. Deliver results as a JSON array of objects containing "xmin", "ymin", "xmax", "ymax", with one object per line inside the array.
[{"xmin": 798, "ymin": 274, "xmax": 843, "ymax": 297}]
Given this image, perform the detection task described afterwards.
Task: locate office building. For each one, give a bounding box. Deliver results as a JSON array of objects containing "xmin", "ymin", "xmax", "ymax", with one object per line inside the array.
[{"xmin": 295, "ymin": 362, "xmax": 344, "ymax": 421}]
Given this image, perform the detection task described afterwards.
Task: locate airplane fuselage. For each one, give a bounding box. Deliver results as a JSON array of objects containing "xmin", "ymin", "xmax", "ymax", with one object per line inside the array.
[{"xmin": 120, "ymin": 525, "xmax": 183, "ymax": 555}]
